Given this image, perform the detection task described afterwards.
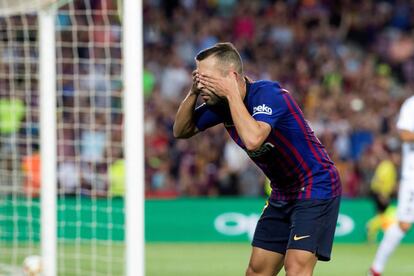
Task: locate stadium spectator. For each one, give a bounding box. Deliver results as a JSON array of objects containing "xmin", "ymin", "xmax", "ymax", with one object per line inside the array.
[
  {"xmin": 366, "ymin": 142, "xmax": 399, "ymax": 242},
  {"xmin": 22, "ymin": 151, "xmax": 40, "ymax": 197},
  {"xmin": 109, "ymin": 158, "xmax": 125, "ymax": 197},
  {"xmin": 0, "ymin": 95, "xmax": 25, "ymax": 154},
  {"xmin": 58, "ymin": 158, "xmax": 80, "ymax": 195}
]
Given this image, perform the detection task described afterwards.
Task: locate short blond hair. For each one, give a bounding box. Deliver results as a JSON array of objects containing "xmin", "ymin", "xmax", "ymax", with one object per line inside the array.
[{"xmin": 195, "ymin": 42, "xmax": 243, "ymax": 75}]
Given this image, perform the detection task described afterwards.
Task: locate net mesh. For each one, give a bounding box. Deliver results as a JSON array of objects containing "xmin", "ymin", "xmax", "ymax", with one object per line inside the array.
[
  {"xmin": 0, "ymin": 0, "xmax": 125, "ymax": 275},
  {"xmin": 0, "ymin": 12, "xmax": 41, "ymax": 276}
]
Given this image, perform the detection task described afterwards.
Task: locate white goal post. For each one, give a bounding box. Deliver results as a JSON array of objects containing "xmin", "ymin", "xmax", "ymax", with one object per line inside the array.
[
  {"xmin": 39, "ymin": 7, "xmax": 57, "ymax": 276},
  {"xmin": 0, "ymin": 0, "xmax": 59, "ymax": 16},
  {"xmin": 0, "ymin": 0, "xmax": 144, "ymax": 275},
  {"xmin": 122, "ymin": 0, "xmax": 144, "ymax": 275}
]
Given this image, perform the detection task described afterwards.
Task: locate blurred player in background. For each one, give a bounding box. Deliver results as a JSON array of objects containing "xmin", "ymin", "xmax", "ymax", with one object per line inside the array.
[
  {"xmin": 366, "ymin": 144, "xmax": 398, "ymax": 242},
  {"xmin": 370, "ymin": 95, "xmax": 414, "ymax": 276},
  {"xmin": 174, "ymin": 42, "xmax": 342, "ymax": 276}
]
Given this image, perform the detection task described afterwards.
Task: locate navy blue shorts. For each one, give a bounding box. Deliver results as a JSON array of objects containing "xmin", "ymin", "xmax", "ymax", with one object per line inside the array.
[{"xmin": 252, "ymin": 196, "xmax": 340, "ymax": 261}]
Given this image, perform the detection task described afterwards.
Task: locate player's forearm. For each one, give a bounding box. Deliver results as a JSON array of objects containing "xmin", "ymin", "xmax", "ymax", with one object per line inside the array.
[
  {"xmin": 173, "ymin": 91, "xmax": 199, "ymax": 138},
  {"xmin": 227, "ymin": 94, "xmax": 268, "ymax": 151},
  {"xmin": 399, "ymin": 130, "xmax": 414, "ymax": 142}
]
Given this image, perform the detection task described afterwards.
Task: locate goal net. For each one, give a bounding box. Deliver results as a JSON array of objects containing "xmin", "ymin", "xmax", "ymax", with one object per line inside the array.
[{"xmin": 0, "ymin": 0, "xmax": 128, "ymax": 275}]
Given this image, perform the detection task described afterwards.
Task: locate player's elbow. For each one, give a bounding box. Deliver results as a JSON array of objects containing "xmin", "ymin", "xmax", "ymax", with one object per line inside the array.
[
  {"xmin": 173, "ymin": 124, "xmax": 194, "ymax": 139},
  {"xmin": 245, "ymin": 143, "xmax": 261, "ymax": 152},
  {"xmin": 399, "ymin": 129, "xmax": 414, "ymax": 142},
  {"xmin": 173, "ymin": 126, "xmax": 186, "ymax": 139},
  {"xmin": 173, "ymin": 132, "xmax": 191, "ymax": 139},
  {"xmin": 244, "ymin": 137, "xmax": 263, "ymax": 151},
  {"xmin": 244, "ymin": 122, "xmax": 270, "ymax": 151}
]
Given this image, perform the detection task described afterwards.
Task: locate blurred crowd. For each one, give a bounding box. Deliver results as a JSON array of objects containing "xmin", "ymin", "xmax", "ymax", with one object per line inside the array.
[
  {"xmin": 1, "ymin": 0, "xmax": 414, "ymax": 198},
  {"xmin": 143, "ymin": 0, "xmax": 414, "ymax": 198}
]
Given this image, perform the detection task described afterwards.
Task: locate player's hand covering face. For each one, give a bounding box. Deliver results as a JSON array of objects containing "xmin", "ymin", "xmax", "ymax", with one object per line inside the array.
[
  {"xmin": 191, "ymin": 70, "xmax": 201, "ymax": 95},
  {"xmin": 197, "ymin": 72, "xmax": 239, "ymax": 100},
  {"xmin": 196, "ymin": 58, "xmax": 229, "ymax": 105}
]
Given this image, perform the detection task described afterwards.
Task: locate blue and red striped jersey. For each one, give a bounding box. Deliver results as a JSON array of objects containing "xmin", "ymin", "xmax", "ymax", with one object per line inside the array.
[{"xmin": 194, "ymin": 80, "xmax": 342, "ymax": 200}]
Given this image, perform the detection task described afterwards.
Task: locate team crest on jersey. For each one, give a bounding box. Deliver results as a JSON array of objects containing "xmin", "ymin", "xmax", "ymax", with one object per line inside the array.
[{"xmin": 253, "ymin": 104, "xmax": 272, "ymax": 116}]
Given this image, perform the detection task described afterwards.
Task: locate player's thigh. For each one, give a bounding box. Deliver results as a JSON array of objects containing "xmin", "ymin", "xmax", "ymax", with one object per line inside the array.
[
  {"xmin": 246, "ymin": 246, "xmax": 285, "ymax": 276},
  {"xmin": 249, "ymin": 200, "xmax": 290, "ymax": 275},
  {"xmin": 288, "ymin": 196, "xmax": 340, "ymax": 262},
  {"xmin": 397, "ymin": 179, "xmax": 414, "ymax": 224},
  {"xmin": 284, "ymin": 249, "xmax": 317, "ymax": 276},
  {"xmin": 252, "ymin": 200, "xmax": 290, "ymax": 255}
]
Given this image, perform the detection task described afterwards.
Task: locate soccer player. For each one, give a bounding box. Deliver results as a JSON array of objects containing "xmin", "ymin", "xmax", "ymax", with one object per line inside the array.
[
  {"xmin": 369, "ymin": 95, "xmax": 414, "ymax": 276},
  {"xmin": 366, "ymin": 146, "xmax": 398, "ymax": 242},
  {"xmin": 173, "ymin": 42, "xmax": 342, "ymax": 276}
]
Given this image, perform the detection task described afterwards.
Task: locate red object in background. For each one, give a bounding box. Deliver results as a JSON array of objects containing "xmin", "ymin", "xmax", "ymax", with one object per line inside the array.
[
  {"xmin": 344, "ymin": 165, "xmax": 362, "ymax": 198},
  {"xmin": 233, "ymin": 16, "xmax": 255, "ymax": 41},
  {"xmin": 145, "ymin": 189, "xmax": 178, "ymax": 199},
  {"xmin": 368, "ymin": 267, "xmax": 381, "ymax": 276}
]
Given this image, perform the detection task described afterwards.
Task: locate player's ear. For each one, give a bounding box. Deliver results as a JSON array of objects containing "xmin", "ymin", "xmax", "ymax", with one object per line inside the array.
[{"xmin": 231, "ymin": 70, "xmax": 239, "ymax": 80}]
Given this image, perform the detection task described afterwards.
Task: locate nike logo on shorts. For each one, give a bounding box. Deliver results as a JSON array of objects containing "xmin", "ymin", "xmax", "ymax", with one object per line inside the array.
[{"xmin": 293, "ymin": 234, "xmax": 310, "ymax": 241}]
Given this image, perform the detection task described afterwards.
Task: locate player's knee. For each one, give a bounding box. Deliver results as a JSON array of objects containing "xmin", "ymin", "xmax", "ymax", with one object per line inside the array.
[
  {"xmin": 284, "ymin": 263, "xmax": 301, "ymax": 276},
  {"xmin": 245, "ymin": 265, "xmax": 255, "ymax": 276},
  {"xmin": 245, "ymin": 262, "xmax": 263, "ymax": 276},
  {"xmin": 398, "ymin": 221, "xmax": 412, "ymax": 232},
  {"xmin": 284, "ymin": 258, "xmax": 311, "ymax": 276},
  {"xmin": 246, "ymin": 264, "xmax": 259, "ymax": 276}
]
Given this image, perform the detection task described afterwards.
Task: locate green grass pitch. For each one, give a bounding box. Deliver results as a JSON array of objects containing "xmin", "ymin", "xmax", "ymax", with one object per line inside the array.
[
  {"xmin": 1, "ymin": 243, "xmax": 414, "ymax": 275},
  {"xmin": 147, "ymin": 243, "xmax": 414, "ymax": 276}
]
